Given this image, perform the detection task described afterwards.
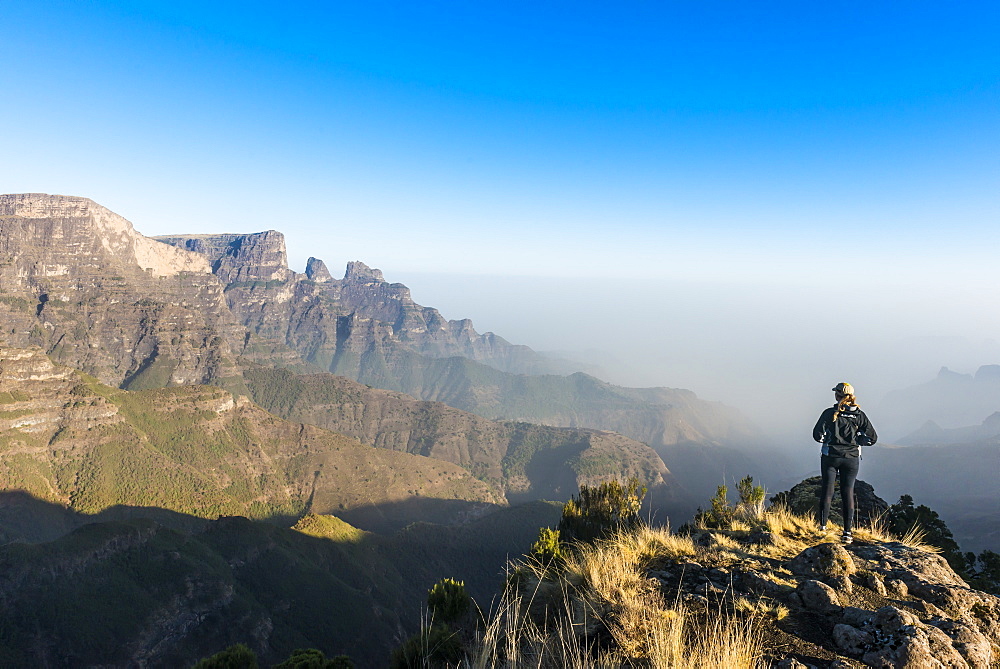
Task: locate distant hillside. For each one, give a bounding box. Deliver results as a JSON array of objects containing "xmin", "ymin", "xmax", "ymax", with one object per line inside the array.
[
  {"xmin": 878, "ymin": 365, "xmax": 1000, "ymax": 439},
  {"xmin": 861, "ymin": 439, "xmax": 1000, "ymax": 553},
  {"xmin": 899, "ymin": 411, "xmax": 1000, "ymax": 446},
  {"xmin": 0, "ymin": 346, "xmax": 499, "ymax": 541},
  {"xmin": 153, "ymin": 227, "xmax": 762, "ymax": 452},
  {"xmin": 243, "ymin": 366, "xmax": 681, "ymax": 510}
]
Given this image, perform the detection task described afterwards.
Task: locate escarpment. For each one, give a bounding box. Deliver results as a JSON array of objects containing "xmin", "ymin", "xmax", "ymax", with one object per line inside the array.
[
  {"xmin": 1, "ymin": 194, "xmax": 765, "ymax": 502},
  {"xmin": 0, "ymin": 194, "xmax": 243, "ymax": 388}
]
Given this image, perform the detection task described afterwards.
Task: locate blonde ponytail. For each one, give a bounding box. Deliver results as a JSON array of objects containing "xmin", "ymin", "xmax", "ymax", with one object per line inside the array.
[{"xmin": 832, "ymin": 382, "xmax": 859, "ymax": 421}]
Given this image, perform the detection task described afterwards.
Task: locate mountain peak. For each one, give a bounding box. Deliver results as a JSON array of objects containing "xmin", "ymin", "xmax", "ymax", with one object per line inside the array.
[
  {"xmin": 344, "ymin": 260, "xmax": 384, "ymax": 282},
  {"xmin": 155, "ymin": 231, "xmax": 291, "ymax": 283},
  {"xmin": 1, "ymin": 193, "xmax": 211, "ymax": 277},
  {"xmin": 305, "ymin": 257, "xmax": 333, "ymax": 282}
]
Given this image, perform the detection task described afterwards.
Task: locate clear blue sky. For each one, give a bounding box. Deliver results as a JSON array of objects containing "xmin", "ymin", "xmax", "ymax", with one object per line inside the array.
[{"xmin": 3, "ymin": 1, "xmax": 999, "ymax": 421}]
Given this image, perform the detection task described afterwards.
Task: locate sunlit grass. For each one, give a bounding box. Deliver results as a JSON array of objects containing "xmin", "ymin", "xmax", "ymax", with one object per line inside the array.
[{"xmin": 415, "ymin": 503, "xmax": 948, "ymax": 667}]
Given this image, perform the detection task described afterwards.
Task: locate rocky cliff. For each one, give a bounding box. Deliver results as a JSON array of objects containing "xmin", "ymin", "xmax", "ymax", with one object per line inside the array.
[
  {"xmin": 155, "ymin": 231, "xmax": 569, "ymax": 376},
  {"xmin": 154, "ymin": 230, "xmax": 761, "ymax": 451},
  {"xmin": 1, "ymin": 194, "xmax": 765, "ymax": 508},
  {"xmin": 0, "ymin": 194, "xmax": 244, "ymax": 389}
]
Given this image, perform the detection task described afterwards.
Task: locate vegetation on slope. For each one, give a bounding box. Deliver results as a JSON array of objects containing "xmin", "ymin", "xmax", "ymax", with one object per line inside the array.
[
  {"xmin": 0, "ymin": 497, "xmax": 562, "ymax": 668},
  {"xmin": 0, "ymin": 363, "xmax": 500, "ymax": 540}
]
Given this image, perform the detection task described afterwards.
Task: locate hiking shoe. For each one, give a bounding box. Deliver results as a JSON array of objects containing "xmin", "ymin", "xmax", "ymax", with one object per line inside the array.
[{"xmin": 841, "ymin": 533, "xmax": 853, "ymax": 545}]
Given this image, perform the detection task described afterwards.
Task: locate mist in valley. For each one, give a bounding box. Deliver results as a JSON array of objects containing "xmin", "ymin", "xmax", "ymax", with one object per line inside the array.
[{"xmin": 376, "ymin": 268, "xmax": 1000, "ymax": 445}]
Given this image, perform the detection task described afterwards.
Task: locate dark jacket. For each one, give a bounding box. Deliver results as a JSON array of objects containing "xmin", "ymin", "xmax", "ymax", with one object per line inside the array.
[{"xmin": 812, "ymin": 405, "xmax": 878, "ymax": 458}]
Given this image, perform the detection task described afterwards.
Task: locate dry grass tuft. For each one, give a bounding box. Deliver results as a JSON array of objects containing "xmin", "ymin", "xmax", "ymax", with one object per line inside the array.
[
  {"xmin": 436, "ymin": 504, "xmax": 946, "ymax": 667},
  {"xmin": 734, "ymin": 595, "xmax": 790, "ymax": 621}
]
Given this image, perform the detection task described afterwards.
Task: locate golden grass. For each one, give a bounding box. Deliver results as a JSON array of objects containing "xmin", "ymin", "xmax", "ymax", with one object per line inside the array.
[
  {"xmin": 733, "ymin": 595, "xmax": 790, "ymax": 621},
  {"xmin": 463, "ymin": 524, "xmax": 765, "ymax": 668},
  {"xmin": 426, "ymin": 505, "xmax": 944, "ymax": 667}
]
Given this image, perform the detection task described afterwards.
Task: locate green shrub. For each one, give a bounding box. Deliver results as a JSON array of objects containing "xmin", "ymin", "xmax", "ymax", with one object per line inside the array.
[
  {"xmin": 694, "ymin": 485, "xmax": 736, "ymax": 529},
  {"xmin": 530, "ymin": 526, "xmax": 564, "ymax": 569},
  {"xmin": 389, "ymin": 625, "xmax": 463, "ymax": 669},
  {"xmin": 192, "ymin": 643, "xmax": 258, "ymax": 669},
  {"xmin": 274, "ymin": 648, "xmax": 355, "ymax": 668},
  {"xmin": 427, "ymin": 578, "xmax": 470, "ymax": 623},
  {"xmin": 736, "ymin": 475, "xmax": 766, "ymax": 516},
  {"xmin": 557, "ymin": 478, "xmax": 646, "ymax": 543}
]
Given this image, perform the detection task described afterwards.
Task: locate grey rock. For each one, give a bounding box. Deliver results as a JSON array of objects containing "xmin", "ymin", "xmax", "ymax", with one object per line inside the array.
[
  {"xmin": 773, "ymin": 659, "xmax": 810, "ymax": 669},
  {"xmin": 741, "ymin": 569, "xmax": 787, "ymax": 598},
  {"xmin": 833, "ymin": 622, "xmax": 873, "ymax": 656},
  {"xmin": 796, "ymin": 579, "xmax": 842, "ymax": 614},
  {"xmin": 789, "ymin": 543, "xmax": 856, "ymax": 587},
  {"xmin": 856, "ymin": 570, "xmax": 888, "ymax": 596},
  {"xmin": 930, "ymin": 619, "xmax": 995, "ymax": 668},
  {"xmin": 842, "ymin": 606, "xmax": 874, "ymax": 627},
  {"xmin": 886, "ymin": 578, "xmax": 909, "ymax": 597},
  {"xmin": 744, "ymin": 529, "xmax": 776, "ymax": 545}
]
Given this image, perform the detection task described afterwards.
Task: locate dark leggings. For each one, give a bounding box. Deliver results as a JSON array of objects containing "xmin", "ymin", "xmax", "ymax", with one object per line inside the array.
[{"xmin": 819, "ymin": 455, "xmax": 860, "ymax": 532}]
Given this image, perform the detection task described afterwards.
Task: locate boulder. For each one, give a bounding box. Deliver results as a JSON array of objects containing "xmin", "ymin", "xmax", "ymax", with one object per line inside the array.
[{"xmin": 796, "ymin": 579, "xmax": 842, "ymax": 614}]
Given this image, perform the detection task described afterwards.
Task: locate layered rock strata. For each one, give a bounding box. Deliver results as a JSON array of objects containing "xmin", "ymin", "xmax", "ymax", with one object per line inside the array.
[{"xmin": 0, "ymin": 194, "xmax": 244, "ymax": 388}]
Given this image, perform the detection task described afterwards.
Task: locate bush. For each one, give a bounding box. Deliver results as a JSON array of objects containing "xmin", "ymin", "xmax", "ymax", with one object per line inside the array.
[
  {"xmin": 427, "ymin": 578, "xmax": 470, "ymax": 623},
  {"xmin": 557, "ymin": 478, "xmax": 646, "ymax": 543},
  {"xmin": 530, "ymin": 526, "xmax": 564, "ymax": 569},
  {"xmin": 274, "ymin": 648, "xmax": 354, "ymax": 668},
  {"xmin": 192, "ymin": 643, "xmax": 258, "ymax": 669},
  {"xmin": 693, "ymin": 485, "xmax": 736, "ymax": 530},
  {"xmin": 735, "ymin": 475, "xmax": 766, "ymax": 515},
  {"xmin": 389, "ymin": 625, "xmax": 463, "ymax": 669}
]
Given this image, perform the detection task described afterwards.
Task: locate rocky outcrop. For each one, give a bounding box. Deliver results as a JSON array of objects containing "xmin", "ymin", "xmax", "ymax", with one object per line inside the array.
[
  {"xmin": 304, "ymin": 256, "xmax": 332, "ymax": 282},
  {"xmin": 0, "ymin": 194, "xmax": 243, "ymax": 388},
  {"xmin": 770, "ymin": 476, "xmax": 890, "ymax": 528},
  {"xmin": 0, "ymin": 193, "xmax": 211, "ymax": 277},
  {"xmin": 153, "ymin": 231, "xmax": 293, "ymax": 284},
  {"xmin": 651, "ymin": 529, "xmax": 1000, "ymax": 668}
]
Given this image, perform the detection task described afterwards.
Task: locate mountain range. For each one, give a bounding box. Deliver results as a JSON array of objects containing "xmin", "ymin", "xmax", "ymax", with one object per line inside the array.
[{"xmin": 0, "ymin": 193, "xmax": 771, "ymax": 510}]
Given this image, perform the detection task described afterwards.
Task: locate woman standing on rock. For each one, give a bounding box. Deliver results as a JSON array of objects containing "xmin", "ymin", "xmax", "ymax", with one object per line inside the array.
[{"xmin": 812, "ymin": 382, "xmax": 878, "ymax": 544}]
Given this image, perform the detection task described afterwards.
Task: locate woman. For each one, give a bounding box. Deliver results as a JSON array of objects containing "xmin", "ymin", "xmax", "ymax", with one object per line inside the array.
[{"xmin": 812, "ymin": 382, "xmax": 878, "ymax": 544}]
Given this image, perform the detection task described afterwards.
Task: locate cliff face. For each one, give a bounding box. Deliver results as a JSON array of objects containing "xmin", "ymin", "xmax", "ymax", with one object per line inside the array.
[
  {"xmin": 155, "ymin": 232, "xmax": 581, "ymax": 376},
  {"xmin": 0, "ymin": 195, "xmax": 762, "ymax": 489},
  {"xmin": 0, "ymin": 194, "xmax": 243, "ymax": 388},
  {"xmin": 154, "ymin": 231, "xmax": 762, "ymax": 453}
]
